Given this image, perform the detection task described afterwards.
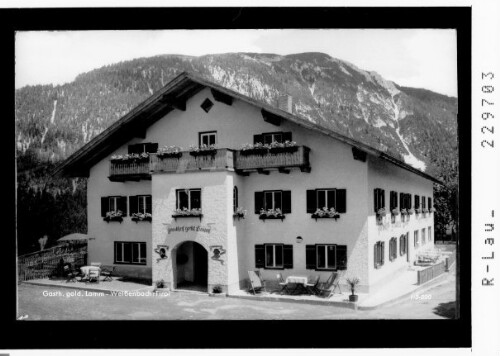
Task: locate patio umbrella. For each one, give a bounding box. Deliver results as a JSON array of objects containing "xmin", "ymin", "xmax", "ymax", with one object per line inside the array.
[{"xmin": 57, "ymin": 233, "xmax": 90, "ymax": 243}]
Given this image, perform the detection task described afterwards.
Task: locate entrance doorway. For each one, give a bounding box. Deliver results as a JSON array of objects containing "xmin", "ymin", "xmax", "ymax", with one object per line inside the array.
[{"xmin": 175, "ymin": 241, "xmax": 208, "ymax": 292}]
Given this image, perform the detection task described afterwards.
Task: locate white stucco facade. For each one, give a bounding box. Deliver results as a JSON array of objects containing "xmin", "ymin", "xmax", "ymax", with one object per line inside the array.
[{"xmin": 84, "ymin": 86, "xmax": 437, "ymax": 294}]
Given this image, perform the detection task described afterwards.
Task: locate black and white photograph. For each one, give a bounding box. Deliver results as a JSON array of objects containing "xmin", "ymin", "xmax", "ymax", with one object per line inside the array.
[
  {"xmin": 2, "ymin": 4, "xmax": 487, "ymax": 353},
  {"xmin": 15, "ymin": 27, "xmax": 460, "ymax": 321}
]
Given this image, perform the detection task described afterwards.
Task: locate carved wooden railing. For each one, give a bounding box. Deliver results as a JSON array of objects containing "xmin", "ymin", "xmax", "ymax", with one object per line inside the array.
[{"xmin": 149, "ymin": 149, "xmax": 235, "ymax": 174}]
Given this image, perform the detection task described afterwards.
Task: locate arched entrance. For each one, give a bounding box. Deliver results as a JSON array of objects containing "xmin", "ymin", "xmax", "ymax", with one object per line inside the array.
[{"xmin": 174, "ymin": 241, "xmax": 208, "ymax": 292}]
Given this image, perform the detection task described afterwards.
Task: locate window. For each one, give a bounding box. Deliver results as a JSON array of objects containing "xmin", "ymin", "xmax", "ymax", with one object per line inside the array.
[
  {"xmin": 254, "ymin": 190, "xmax": 291, "ymax": 214},
  {"xmin": 422, "ymin": 228, "xmax": 426, "ymax": 244},
  {"xmin": 374, "ymin": 188, "xmax": 385, "ymax": 212},
  {"xmin": 390, "ymin": 191, "xmax": 398, "ymax": 211},
  {"xmin": 428, "ymin": 227, "xmax": 432, "ymax": 242},
  {"xmin": 114, "ymin": 242, "xmax": 146, "ymax": 265},
  {"xmin": 374, "ymin": 241, "xmax": 385, "ymax": 268},
  {"xmin": 200, "ymin": 98, "xmax": 214, "ymax": 113},
  {"xmin": 414, "ymin": 230, "xmax": 419, "ymax": 248},
  {"xmin": 176, "ymin": 189, "xmax": 201, "ymax": 210},
  {"xmin": 414, "ymin": 195, "xmax": 420, "ymax": 210},
  {"xmin": 199, "ymin": 131, "xmax": 217, "ymax": 146},
  {"xmin": 253, "ymin": 132, "xmax": 292, "ymax": 144},
  {"xmin": 129, "ymin": 195, "xmax": 152, "ymax": 215},
  {"xmin": 233, "ymin": 186, "xmax": 238, "ymax": 213},
  {"xmin": 389, "ymin": 237, "xmax": 398, "ymax": 261},
  {"xmin": 400, "ymin": 193, "xmax": 411, "ymax": 210},
  {"xmin": 128, "ymin": 142, "xmax": 158, "ymax": 154},
  {"xmin": 399, "ymin": 234, "xmax": 407, "ymax": 256},
  {"xmin": 101, "ymin": 196, "xmax": 127, "ymax": 216},
  {"xmin": 306, "ymin": 189, "xmax": 347, "ymax": 213},
  {"xmin": 255, "ymin": 244, "xmax": 293, "ymax": 269},
  {"xmin": 305, "ymin": 244, "xmax": 347, "ymax": 271},
  {"xmin": 428, "ymin": 197, "xmax": 432, "ymax": 210},
  {"xmin": 421, "ymin": 196, "xmax": 426, "ymax": 210}
]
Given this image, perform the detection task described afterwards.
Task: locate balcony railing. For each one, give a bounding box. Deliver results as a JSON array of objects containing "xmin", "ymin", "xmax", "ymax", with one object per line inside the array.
[
  {"xmin": 109, "ymin": 160, "xmax": 151, "ymax": 182},
  {"xmin": 108, "ymin": 146, "xmax": 311, "ymax": 181},
  {"xmin": 234, "ymin": 146, "xmax": 311, "ymax": 174},
  {"xmin": 150, "ymin": 149, "xmax": 235, "ymax": 174}
]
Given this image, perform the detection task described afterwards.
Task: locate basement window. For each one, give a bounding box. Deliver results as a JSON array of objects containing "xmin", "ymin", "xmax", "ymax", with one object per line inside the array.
[{"xmin": 200, "ymin": 98, "xmax": 214, "ymax": 113}]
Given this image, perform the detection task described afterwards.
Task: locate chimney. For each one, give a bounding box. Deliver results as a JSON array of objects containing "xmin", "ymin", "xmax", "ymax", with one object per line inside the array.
[{"xmin": 277, "ymin": 94, "xmax": 293, "ymax": 114}]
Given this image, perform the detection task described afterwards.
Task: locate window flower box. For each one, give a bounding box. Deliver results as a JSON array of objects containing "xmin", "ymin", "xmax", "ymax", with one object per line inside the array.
[
  {"xmin": 430, "ymin": 207, "xmax": 436, "ymax": 213},
  {"xmin": 407, "ymin": 208, "xmax": 415, "ymax": 215},
  {"xmin": 131, "ymin": 212, "xmax": 152, "ymax": 223},
  {"xmin": 311, "ymin": 207, "xmax": 340, "ymax": 221},
  {"xmin": 104, "ymin": 210, "xmax": 123, "ymax": 223},
  {"xmin": 268, "ymin": 141, "xmax": 299, "ymax": 154},
  {"xmin": 391, "ymin": 208, "xmax": 400, "ymax": 216},
  {"xmin": 189, "ymin": 144, "xmax": 217, "ymax": 157},
  {"xmin": 259, "ymin": 208, "xmax": 285, "ymax": 221},
  {"xmin": 415, "ymin": 208, "xmax": 422, "ymax": 215},
  {"xmin": 172, "ymin": 208, "xmax": 203, "ymax": 221},
  {"xmin": 157, "ymin": 146, "xmax": 183, "ymax": 159},
  {"xmin": 233, "ymin": 207, "xmax": 247, "ymax": 220},
  {"xmin": 240, "ymin": 141, "xmax": 298, "ymax": 156},
  {"xmin": 240, "ymin": 143, "xmax": 269, "ymax": 156},
  {"xmin": 376, "ymin": 208, "xmax": 386, "ymax": 225}
]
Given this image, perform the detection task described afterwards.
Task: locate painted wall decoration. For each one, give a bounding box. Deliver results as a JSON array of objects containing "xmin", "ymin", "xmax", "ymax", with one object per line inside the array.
[
  {"xmin": 154, "ymin": 245, "xmax": 169, "ymax": 263},
  {"xmin": 210, "ymin": 245, "xmax": 226, "ymax": 265},
  {"xmin": 163, "ymin": 223, "xmax": 215, "ymax": 235}
]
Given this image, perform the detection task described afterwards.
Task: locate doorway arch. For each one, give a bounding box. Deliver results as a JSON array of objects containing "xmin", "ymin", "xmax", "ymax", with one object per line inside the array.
[{"xmin": 174, "ymin": 241, "xmax": 208, "ymax": 292}]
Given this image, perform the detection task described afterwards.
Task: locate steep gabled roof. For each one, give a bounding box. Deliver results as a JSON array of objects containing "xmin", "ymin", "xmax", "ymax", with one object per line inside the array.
[{"xmin": 53, "ymin": 71, "xmax": 442, "ymax": 184}]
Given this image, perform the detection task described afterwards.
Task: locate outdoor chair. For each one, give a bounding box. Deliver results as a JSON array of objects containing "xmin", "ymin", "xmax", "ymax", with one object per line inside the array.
[
  {"xmin": 63, "ymin": 265, "xmax": 78, "ymax": 283},
  {"xmin": 248, "ymin": 270, "xmax": 266, "ymax": 294},
  {"xmin": 100, "ymin": 266, "xmax": 116, "ymax": 281},
  {"xmin": 90, "ymin": 262, "xmax": 102, "ymax": 268},
  {"xmin": 276, "ymin": 273, "xmax": 292, "ymax": 295},
  {"xmin": 87, "ymin": 269, "xmax": 100, "ymax": 283},
  {"xmin": 305, "ymin": 275, "xmax": 321, "ymax": 295},
  {"xmin": 316, "ymin": 272, "xmax": 338, "ymax": 298}
]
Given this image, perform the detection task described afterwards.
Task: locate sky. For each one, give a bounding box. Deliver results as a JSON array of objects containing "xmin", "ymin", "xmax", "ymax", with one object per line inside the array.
[{"xmin": 15, "ymin": 29, "xmax": 457, "ymax": 96}]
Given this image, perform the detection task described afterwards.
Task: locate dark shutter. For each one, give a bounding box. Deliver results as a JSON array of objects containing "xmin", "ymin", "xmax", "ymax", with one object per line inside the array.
[
  {"xmin": 255, "ymin": 245, "xmax": 265, "ymax": 268},
  {"xmin": 283, "ymin": 132, "xmax": 292, "ymax": 142},
  {"xmin": 306, "ymin": 245, "xmax": 316, "ymax": 269},
  {"xmin": 381, "ymin": 242, "xmax": 385, "ymax": 265},
  {"xmin": 253, "ymin": 134, "xmax": 263, "ymax": 144},
  {"xmin": 336, "ymin": 189, "xmax": 346, "ymax": 213},
  {"xmin": 147, "ymin": 143, "xmax": 159, "ymax": 153},
  {"xmin": 146, "ymin": 196, "xmax": 152, "ymax": 214},
  {"xmin": 306, "ymin": 190, "xmax": 317, "ymax": 213},
  {"xmin": 129, "ymin": 196, "xmax": 138, "ymax": 215},
  {"xmin": 118, "ymin": 196, "xmax": 128, "ymax": 216},
  {"xmin": 374, "ymin": 189, "xmax": 378, "ymax": 213},
  {"xmin": 101, "ymin": 197, "xmax": 108, "ymax": 217},
  {"xmin": 381, "ymin": 190, "xmax": 385, "ymax": 210},
  {"xmin": 282, "ymin": 190, "xmax": 292, "ymax": 214},
  {"xmin": 254, "ymin": 191, "xmax": 264, "ymax": 214},
  {"xmin": 374, "ymin": 244, "xmax": 378, "ymax": 268},
  {"xmin": 283, "ymin": 245, "xmax": 293, "ymax": 269},
  {"xmin": 428, "ymin": 197, "xmax": 432, "ymax": 209},
  {"xmin": 336, "ymin": 245, "xmax": 347, "ymax": 270}
]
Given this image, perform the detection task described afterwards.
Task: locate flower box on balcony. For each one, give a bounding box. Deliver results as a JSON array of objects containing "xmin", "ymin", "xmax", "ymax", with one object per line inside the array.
[
  {"xmin": 189, "ymin": 150, "xmax": 217, "ymax": 157},
  {"xmin": 259, "ymin": 214, "xmax": 286, "ymax": 221},
  {"xmin": 240, "ymin": 148, "xmax": 269, "ymax": 156},
  {"xmin": 233, "ymin": 208, "xmax": 247, "ymax": 220},
  {"xmin": 311, "ymin": 207, "xmax": 340, "ymax": 221},
  {"xmin": 172, "ymin": 208, "xmax": 203, "ymax": 221},
  {"xmin": 110, "ymin": 153, "xmax": 150, "ymax": 163},
  {"xmin": 269, "ymin": 146, "xmax": 299, "ymax": 154},
  {"xmin": 158, "ymin": 152, "xmax": 182, "ymax": 159}
]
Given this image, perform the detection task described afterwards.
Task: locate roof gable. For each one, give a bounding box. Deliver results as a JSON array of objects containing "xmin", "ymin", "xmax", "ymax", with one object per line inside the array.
[{"xmin": 53, "ymin": 71, "xmax": 442, "ymax": 184}]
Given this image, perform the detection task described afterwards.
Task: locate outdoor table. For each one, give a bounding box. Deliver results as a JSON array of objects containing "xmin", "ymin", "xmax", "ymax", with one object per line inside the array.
[
  {"xmin": 80, "ymin": 265, "xmax": 101, "ymax": 279},
  {"xmin": 285, "ymin": 276, "xmax": 309, "ymax": 294}
]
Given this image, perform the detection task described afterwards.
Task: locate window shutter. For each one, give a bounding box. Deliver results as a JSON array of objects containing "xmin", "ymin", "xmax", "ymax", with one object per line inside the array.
[
  {"xmin": 381, "ymin": 242, "xmax": 385, "ymax": 265},
  {"xmin": 381, "ymin": 190, "xmax": 385, "ymax": 209},
  {"xmin": 148, "ymin": 143, "xmax": 159, "ymax": 153},
  {"xmin": 129, "ymin": 196, "xmax": 138, "ymax": 215},
  {"xmin": 146, "ymin": 196, "xmax": 152, "ymax": 214},
  {"xmin": 336, "ymin": 189, "xmax": 346, "ymax": 213},
  {"xmin": 373, "ymin": 189, "xmax": 378, "ymax": 213},
  {"xmin": 374, "ymin": 244, "xmax": 378, "ymax": 268},
  {"xmin": 336, "ymin": 245, "xmax": 347, "ymax": 270},
  {"xmin": 306, "ymin": 190, "xmax": 317, "ymax": 213},
  {"xmin": 283, "ymin": 132, "xmax": 292, "ymax": 142},
  {"xmin": 282, "ymin": 190, "xmax": 292, "ymax": 214},
  {"xmin": 283, "ymin": 245, "xmax": 293, "ymax": 269},
  {"xmin": 254, "ymin": 191, "xmax": 264, "ymax": 214},
  {"xmin": 305, "ymin": 245, "xmax": 316, "ymax": 269},
  {"xmin": 255, "ymin": 245, "xmax": 265, "ymax": 268},
  {"xmin": 253, "ymin": 134, "xmax": 263, "ymax": 144},
  {"xmin": 428, "ymin": 197, "xmax": 432, "ymax": 209},
  {"xmin": 101, "ymin": 197, "xmax": 108, "ymax": 217},
  {"xmin": 118, "ymin": 196, "xmax": 128, "ymax": 216}
]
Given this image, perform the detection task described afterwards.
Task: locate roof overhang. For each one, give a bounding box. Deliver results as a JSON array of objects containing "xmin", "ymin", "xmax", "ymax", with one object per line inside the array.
[{"xmin": 53, "ymin": 71, "xmax": 443, "ymax": 185}]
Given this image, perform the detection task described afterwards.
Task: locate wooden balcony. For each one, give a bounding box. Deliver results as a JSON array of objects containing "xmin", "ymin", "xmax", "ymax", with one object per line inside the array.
[
  {"xmin": 234, "ymin": 146, "xmax": 311, "ymax": 175},
  {"xmin": 149, "ymin": 149, "xmax": 235, "ymax": 174},
  {"xmin": 108, "ymin": 160, "xmax": 151, "ymax": 182}
]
